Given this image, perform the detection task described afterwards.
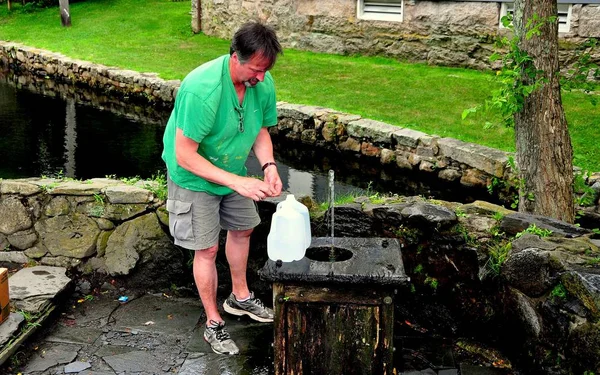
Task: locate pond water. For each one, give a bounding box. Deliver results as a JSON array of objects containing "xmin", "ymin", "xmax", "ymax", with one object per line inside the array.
[{"xmin": 0, "ymin": 73, "xmax": 493, "ymax": 204}]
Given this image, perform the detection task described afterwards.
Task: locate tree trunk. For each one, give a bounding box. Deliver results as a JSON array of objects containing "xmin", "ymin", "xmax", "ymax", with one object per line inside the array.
[
  {"xmin": 513, "ymin": 0, "xmax": 574, "ymax": 223},
  {"xmin": 59, "ymin": 0, "xmax": 71, "ymax": 27}
]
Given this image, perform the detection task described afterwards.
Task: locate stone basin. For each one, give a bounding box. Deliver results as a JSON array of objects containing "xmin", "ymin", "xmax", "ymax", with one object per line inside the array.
[{"xmin": 259, "ymin": 236, "xmax": 408, "ymax": 286}]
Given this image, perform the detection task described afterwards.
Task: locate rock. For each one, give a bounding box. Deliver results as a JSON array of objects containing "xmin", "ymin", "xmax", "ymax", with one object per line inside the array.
[
  {"xmin": 104, "ymin": 213, "xmax": 182, "ymax": 289},
  {"xmin": 0, "ymin": 250, "xmax": 29, "ymax": 264},
  {"xmin": 500, "ymin": 212, "xmax": 590, "ymax": 237},
  {"xmin": 0, "ymin": 233, "xmax": 9, "ymax": 251},
  {"xmin": 64, "ymin": 361, "xmax": 92, "ymax": 373},
  {"xmin": 0, "ymin": 196, "xmax": 32, "ymax": 235},
  {"xmin": 9, "ymin": 266, "xmax": 71, "ymax": 313},
  {"xmin": 45, "ymin": 196, "xmax": 71, "ymax": 217},
  {"xmin": 503, "ymin": 248, "xmax": 562, "ymax": 297},
  {"xmin": 24, "ymin": 244, "xmax": 49, "ymax": 259},
  {"xmin": 0, "ymin": 180, "xmax": 42, "ymax": 196},
  {"xmin": 7, "ymin": 228, "xmax": 38, "ymax": 250},
  {"xmin": 325, "ymin": 203, "xmax": 374, "ymax": 237},
  {"xmin": 104, "ymin": 185, "xmax": 153, "ymax": 204},
  {"xmin": 368, "ymin": 203, "xmax": 410, "ymax": 228},
  {"xmin": 0, "ymin": 312, "xmax": 25, "ymax": 347},
  {"xmin": 511, "ymin": 233, "xmax": 558, "ymax": 253},
  {"xmin": 346, "ymin": 118, "xmax": 394, "ymax": 144},
  {"xmin": 437, "ymin": 138, "xmax": 509, "ymax": 178},
  {"xmin": 567, "ymin": 321, "xmax": 600, "ymax": 372},
  {"xmin": 35, "ymin": 214, "xmax": 100, "ymax": 258},
  {"xmin": 438, "ymin": 168, "xmax": 462, "ymax": 182},
  {"xmin": 462, "ymin": 200, "xmax": 514, "ymax": 216},
  {"xmin": 508, "ymin": 288, "xmax": 542, "ymax": 337},
  {"xmin": 562, "ymin": 271, "xmax": 600, "ymax": 319},
  {"xmin": 401, "ymin": 202, "xmax": 458, "ymax": 228}
]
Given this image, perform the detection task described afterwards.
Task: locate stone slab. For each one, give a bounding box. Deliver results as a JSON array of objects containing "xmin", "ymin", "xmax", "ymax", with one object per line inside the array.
[
  {"xmin": 22, "ymin": 343, "xmax": 80, "ymax": 373},
  {"xmin": 9, "ymin": 266, "xmax": 71, "ymax": 313},
  {"xmin": 178, "ymin": 352, "xmax": 271, "ymax": 375},
  {"xmin": 109, "ymin": 294, "xmax": 203, "ymax": 336},
  {"xmin": 0, "ymin": 312, "xmax": 24, "ymax": 346},
  {"xmin": 260, "ymin": 237, "xmax": 408, "ymax": 286},
  {"xmin": 185, "ymin": 318, "xmax": 273, "ymax": 356},
  {"xmin": 46, "ymin": 325, "xmax": 103, "ymax": 345},
  {"xmin": 102, "ymin": 349, "xmax": 176, "ymax": 373},
  {"xmin": 64, "ymin": 360, "xmax": 92, "ymax": 373}
]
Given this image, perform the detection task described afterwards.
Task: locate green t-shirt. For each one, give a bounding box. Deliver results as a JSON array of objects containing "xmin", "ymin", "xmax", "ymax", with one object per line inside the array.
[{"xmin": 162, "ymin": 54, "xmax": 278, "ymax": 195}]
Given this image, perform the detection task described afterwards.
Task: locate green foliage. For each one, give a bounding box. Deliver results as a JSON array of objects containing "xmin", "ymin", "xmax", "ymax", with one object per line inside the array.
[
  {"xmin": 492, "ymin": 211, "xmax": 505, "ymax": 222},
  {"xmin": 93, "ymin": 193, "xmax": 104, "ymax": 205},
  {"xmin": 550, "ymin": 283, "xmax": 568, "ymax": 300},
  {"xmin": 561, "ymin": 38, "xmax": 600, "ymax": 107},
  {"xmin": 455, "ymin": 207, "xmax": 468, "ymax": 218},
  {"xmin": 143, "ymin": 172, "xmax": 168, "ymax": 201},
  {"xmin": 413, "ymin": 264, "xmax": 424, "ymax": 274},
  {"xmin": 586, "ymin": 256, "xmax": 600, "ymax": 266},
  {"xmin": 573, "ymin": 172, "xmax": 597, "ymax": 207},
  {"xmin": 1, "ymin": 0, "xmax": 598, "ymax": 171},
  {"xmin": 424, "ymin": 276, "xmax": 439, "ymax": 290},
  {"xmin": 515, "ymin": 223, "xmax": 553, "ymax": 239},
  {"xmin": 486, "ymin": 241, "xmax": 512, "ymax": 276},
  {"xmin": 463, "ymin": 14, "xmax": 555, "ymax": 129},
  {"xmin": 453, "ymin": 223, "xmax": 476, "ymax": 246},
  {"xmin": 395, "ymin": 225, "xmax": 422, "ymax": 246}
]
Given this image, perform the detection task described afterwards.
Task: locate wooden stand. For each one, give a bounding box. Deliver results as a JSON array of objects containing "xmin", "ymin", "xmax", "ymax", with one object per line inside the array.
[
  {"xmin": 273, "ymin": 282, "xmax": 395, "ymax": 375},
  {"xmin": 260, "ymin": 237, "xmax": 407, "ymax": 375}
]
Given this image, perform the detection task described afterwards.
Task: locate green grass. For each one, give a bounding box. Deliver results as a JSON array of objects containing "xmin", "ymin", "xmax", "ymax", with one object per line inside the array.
[{"xmin": 1, "ymin": 0, "xmax": 598, "ymax": 171}]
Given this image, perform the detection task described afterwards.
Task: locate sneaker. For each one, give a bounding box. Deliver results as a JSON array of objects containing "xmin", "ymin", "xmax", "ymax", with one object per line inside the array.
[
  {"xmin": 203, "ymin": 320, "xmax": 240, "ymax": 355},
  {"xmin": 223, "ymin": 291, "xmax": 274, "ymax": 323}
]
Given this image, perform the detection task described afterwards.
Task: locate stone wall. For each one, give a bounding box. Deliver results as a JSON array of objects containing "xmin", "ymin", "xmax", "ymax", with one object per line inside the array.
[
  {"xmin": 0, "ymin": 178, "xmax": 185, "ymax": 289},
  {"xmin": 194, "ymin": 0, "xmax": 600, "ymax": 71},
  {"xmin": 1, "ymin": 41, "xmax": 600, "ymax": 222},
  {"xmin": 0, "ymin": 176, "xmax": 598, "ymax": 373}
]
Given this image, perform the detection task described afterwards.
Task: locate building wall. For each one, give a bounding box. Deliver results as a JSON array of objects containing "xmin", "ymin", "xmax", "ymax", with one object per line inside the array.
[{"xmin": 192, "ymin": 0, "xmax": 600, "ymax": 70}]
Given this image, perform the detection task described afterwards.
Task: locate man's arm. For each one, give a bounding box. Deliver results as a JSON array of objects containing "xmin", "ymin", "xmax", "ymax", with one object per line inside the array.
[
  {"xmin": 175, "ymin": 128, "xmax": 271, "ymax": 201},
  {"xmin": 253, "ymin": 127, "xmax": 282, "ymax": 197}
]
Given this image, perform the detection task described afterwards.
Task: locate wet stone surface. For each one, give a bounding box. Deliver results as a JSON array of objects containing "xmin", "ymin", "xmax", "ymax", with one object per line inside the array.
[{"xmin": 0, "ymin": 276, "xmax": 514, "ymax": 375}]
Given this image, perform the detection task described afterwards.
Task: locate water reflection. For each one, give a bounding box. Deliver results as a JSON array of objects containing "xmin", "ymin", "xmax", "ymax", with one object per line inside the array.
[
  {"xmin": 0, "ymin": 71, "xmax": 494, "ymax": 204},
  {"xmin": 0, "ymin": 77, "xmax": 365, "ymax": 202}
]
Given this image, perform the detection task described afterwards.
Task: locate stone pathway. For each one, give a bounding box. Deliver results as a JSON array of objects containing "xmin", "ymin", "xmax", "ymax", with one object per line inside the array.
[{"xmin": 0, "ymin": 266, "xmax": 511, "ymax": 374}]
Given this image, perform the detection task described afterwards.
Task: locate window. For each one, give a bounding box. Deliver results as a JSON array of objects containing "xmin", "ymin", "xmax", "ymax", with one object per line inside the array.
[
  {"xmin": 499, "ymin": 2, "xmax": 572, "ymax": 33},
  {"xmin": 357, "ymin": 0, "xmax": 404, "ymax": 22}
]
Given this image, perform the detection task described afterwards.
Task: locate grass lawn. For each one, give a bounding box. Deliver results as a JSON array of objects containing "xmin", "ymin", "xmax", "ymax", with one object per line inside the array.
[{"xmin": 0, "ymin": 0, "xmax": 598, "ymax": 171}]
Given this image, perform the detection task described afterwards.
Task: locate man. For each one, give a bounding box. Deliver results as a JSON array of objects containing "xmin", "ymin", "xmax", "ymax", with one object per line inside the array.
[{"xmin": 162, "ymin": 22, "xmax": 283, "ymax": 355}]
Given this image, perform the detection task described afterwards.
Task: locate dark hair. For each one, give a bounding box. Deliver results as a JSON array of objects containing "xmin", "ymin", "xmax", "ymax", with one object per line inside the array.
[{"xmin": 230, "ymin": 22, "xmax": 282, "ymax": 69}]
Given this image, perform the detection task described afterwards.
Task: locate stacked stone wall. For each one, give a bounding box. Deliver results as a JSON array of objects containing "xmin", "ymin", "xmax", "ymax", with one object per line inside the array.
[
  {"xmin": 1, "ymin": 41, "xmax": 599, "ymax": 222},
  {"xmin": 194, "ymin": 0, "xmax": 600, "ymax": 71}
]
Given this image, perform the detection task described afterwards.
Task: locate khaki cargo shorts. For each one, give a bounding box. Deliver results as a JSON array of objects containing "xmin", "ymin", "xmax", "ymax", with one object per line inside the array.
[{"xmin": 166, "ymin": 176, "xmax": 261, "ymax": 250}]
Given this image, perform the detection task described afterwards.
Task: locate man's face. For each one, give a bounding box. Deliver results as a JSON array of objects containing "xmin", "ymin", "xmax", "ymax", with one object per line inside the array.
[{"xmin": 234, "ymin": 52, "xmax": 272, "ymax": 87}]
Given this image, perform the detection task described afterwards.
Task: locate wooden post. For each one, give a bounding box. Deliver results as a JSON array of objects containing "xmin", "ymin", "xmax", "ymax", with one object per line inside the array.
[
  {"xmin": 7, "ymin": 0, "xmax": 11, "ymax": 11},
  {"xmin": 59, "ymin": 0, "xmax": 71, "ymax": 27},
  {"xmin": 273, "ymin": 282, "xmax": 396, "ymax": 375}
]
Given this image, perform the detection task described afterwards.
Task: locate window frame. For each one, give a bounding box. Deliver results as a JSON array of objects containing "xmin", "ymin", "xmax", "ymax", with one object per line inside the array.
[
  {"xmin": 499, "ymin": 2, "xmax": 573, "ymax": 33},
  {"xmin": 357, "ymin": 0, "xmax": 404, "ymax": 22}
]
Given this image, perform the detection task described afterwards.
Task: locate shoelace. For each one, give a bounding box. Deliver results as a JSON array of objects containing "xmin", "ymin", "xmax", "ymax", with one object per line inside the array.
[
  {"xmin": 250, "ymin": 297, "xmax": 265, "ymax": 309},
  {"xmin": 208, "ymin": 320, "xmax": 231, "ymax": 341}
]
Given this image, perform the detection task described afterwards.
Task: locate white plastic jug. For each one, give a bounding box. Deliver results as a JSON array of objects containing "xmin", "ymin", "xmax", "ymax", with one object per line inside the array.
[{"xmin": 267, "ymin": 195, "xmax": 311, "ymax": 262}]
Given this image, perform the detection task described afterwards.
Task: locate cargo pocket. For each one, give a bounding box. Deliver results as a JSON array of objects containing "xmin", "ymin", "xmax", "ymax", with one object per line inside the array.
[{"xmin": 166, "ymin": 199, "xmax": 194, "ymax": 242}]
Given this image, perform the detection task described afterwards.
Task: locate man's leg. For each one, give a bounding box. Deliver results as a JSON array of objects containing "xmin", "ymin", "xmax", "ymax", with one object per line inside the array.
[
  {"xmin": 193, "ymin": 244, "xmax": 222, "ymax": 325},
  {"xmin": 225, "ymin": 228, "xmax": 253, "ymax": 300}
]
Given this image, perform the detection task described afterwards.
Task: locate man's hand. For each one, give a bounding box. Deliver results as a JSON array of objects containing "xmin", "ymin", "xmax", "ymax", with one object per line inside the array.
[
  {"xmin": 264, "ymin": 166, "xmax": 282, "ymax": 197},
  {"xmin": 232, "ymin": 176, "xmax": 272, "ymax": 201}
]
